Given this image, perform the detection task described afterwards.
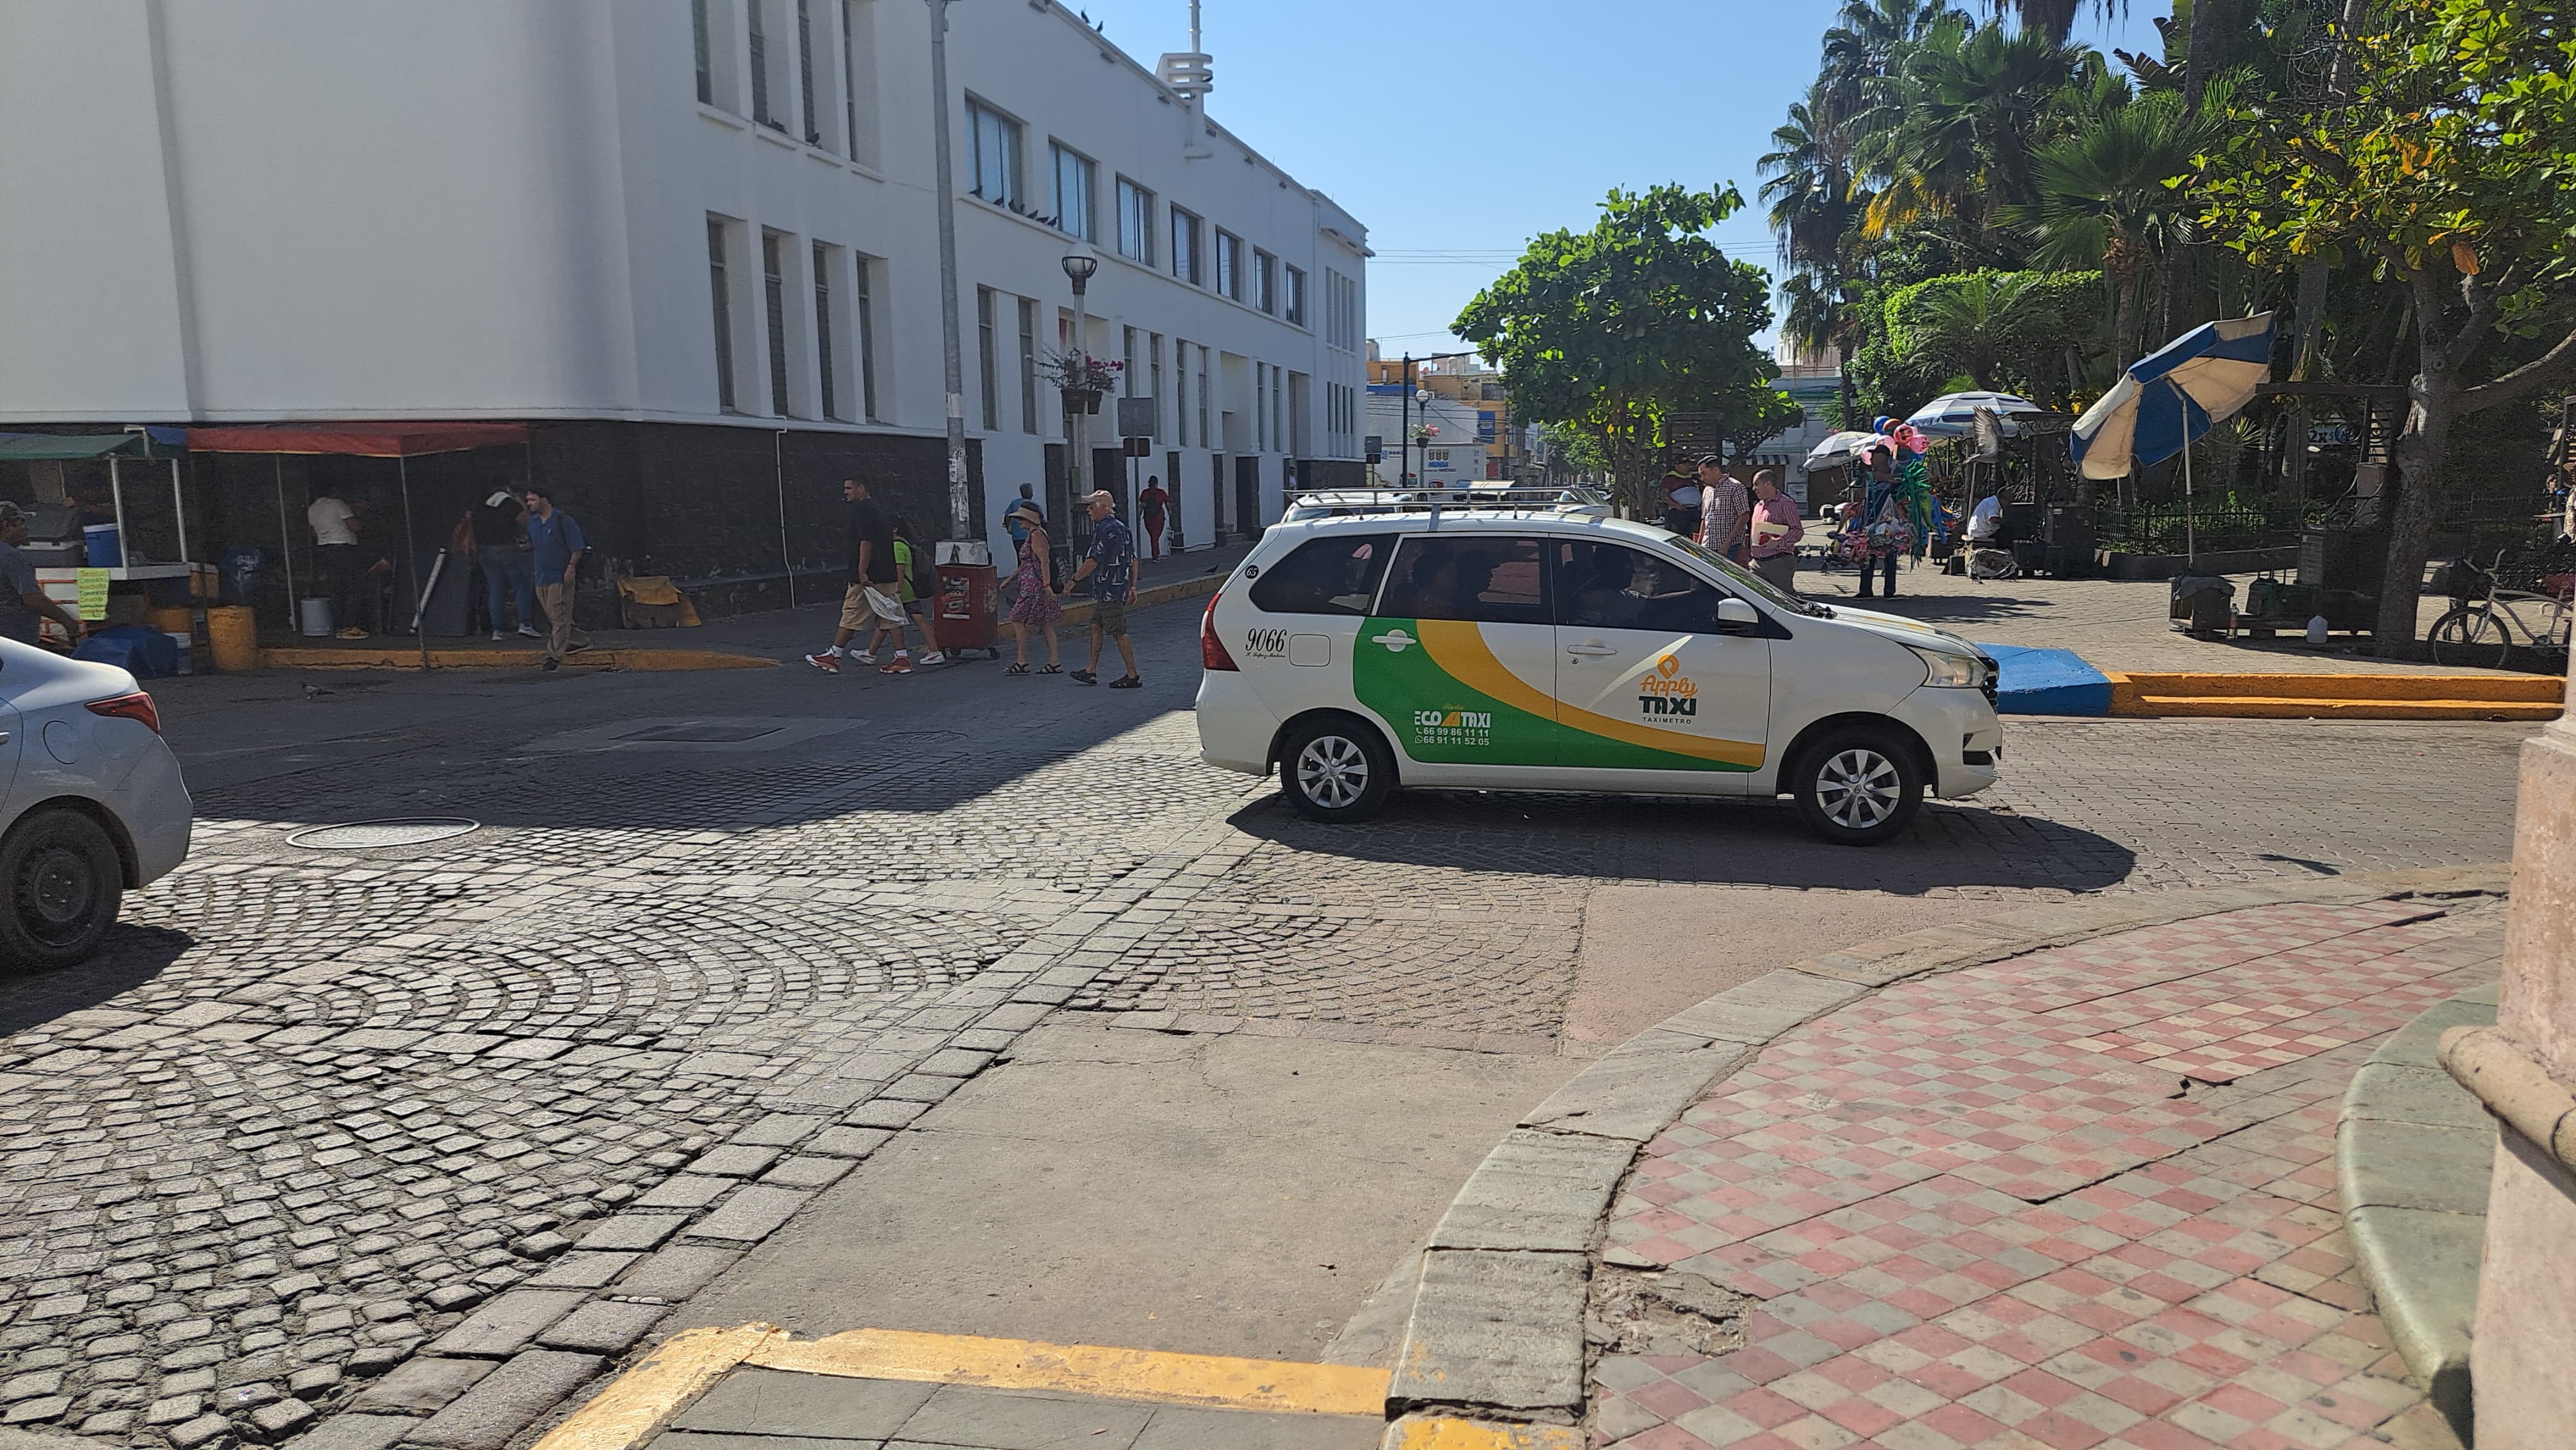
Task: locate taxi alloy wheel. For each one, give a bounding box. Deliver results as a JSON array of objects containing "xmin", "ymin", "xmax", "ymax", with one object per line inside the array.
[
  {"xmin": 1792, "ymin": 726, "xmax": 1923, "ymax": 846},
  {"xmin": 1281, "ymin": 715, "xmax": 1395, "ymax": 822}
]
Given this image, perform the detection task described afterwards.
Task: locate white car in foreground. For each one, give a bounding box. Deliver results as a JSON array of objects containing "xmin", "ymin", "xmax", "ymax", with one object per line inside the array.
[{"xmin": 0, "ymin": 639, "xmax": 190, "ymax": 968}]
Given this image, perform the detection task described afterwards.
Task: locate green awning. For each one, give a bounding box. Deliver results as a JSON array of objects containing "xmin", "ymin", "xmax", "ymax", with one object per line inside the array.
[{"xmin": 0, "ymin": 433, "xmax": 151, "ymax": 462}]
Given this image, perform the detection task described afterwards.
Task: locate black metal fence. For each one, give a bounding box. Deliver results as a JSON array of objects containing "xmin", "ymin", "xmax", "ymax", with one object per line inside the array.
[{"xmin": 2095, "ymin": 501, "xmax": 2312, "ymax": 556}]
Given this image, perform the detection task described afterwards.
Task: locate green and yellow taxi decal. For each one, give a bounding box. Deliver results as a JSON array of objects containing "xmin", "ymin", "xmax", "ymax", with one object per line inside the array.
[{"xmin": 1352, "ymin": 618, "xmax": 1761, "ymax": 772}]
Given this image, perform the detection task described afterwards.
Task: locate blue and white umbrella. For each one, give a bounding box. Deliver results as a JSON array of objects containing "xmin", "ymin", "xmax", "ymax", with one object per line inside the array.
[
  {"xmin": 2071, "ymin": 313, "xmax": 2277, "ymax": 560},
  {"xmin": 1804, "ymin": 430, "xmax": 1886, "ymax": 469},
  {"xmin": 1907, "ymin": 391, "xmax": 2041, "ymax": 438}
]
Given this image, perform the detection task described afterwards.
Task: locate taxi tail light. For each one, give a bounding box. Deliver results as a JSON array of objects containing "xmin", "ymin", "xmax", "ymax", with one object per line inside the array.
[
  {"xmin": 87, "ymin": 691, "xmax": 162, "ymax": 734},
  {"xmin": 1201, "ymin": 594, "xmax": 1240, "ymax": 671}
]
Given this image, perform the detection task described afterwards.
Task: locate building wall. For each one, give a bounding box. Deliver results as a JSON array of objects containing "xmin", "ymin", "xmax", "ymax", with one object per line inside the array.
[{"xmin": 0, "ymin": 0, "xmax": 1366, "ymax": 584}]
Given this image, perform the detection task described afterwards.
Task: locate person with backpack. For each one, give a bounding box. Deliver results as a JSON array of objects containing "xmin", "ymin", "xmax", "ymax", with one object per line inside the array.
[{"xmin": 889, "ymin": 516, "xmax": 949, "ymax": 669}]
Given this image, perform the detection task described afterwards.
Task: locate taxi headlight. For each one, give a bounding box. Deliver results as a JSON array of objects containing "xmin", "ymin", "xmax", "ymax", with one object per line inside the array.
[{"xmin": 1910, "ymin": 646, "xmax": 1982, "ymax": 688}]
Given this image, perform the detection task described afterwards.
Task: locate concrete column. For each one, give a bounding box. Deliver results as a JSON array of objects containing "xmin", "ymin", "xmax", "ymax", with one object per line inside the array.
[{"xmin": 2466, "ymin": 668, "xmax": 2576, "ymax": 1447}]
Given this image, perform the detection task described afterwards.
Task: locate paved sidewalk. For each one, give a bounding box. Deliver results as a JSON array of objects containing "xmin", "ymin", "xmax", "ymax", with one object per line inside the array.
[{"xmin": 1590, "ymin": 896, "xmax": 2505, "ymax": 1449}]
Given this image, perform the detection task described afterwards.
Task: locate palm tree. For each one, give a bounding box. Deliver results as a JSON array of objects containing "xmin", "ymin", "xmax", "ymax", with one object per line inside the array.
[
  {"xmin": 1852, "ymin": 17, "xmax": 2081, "ymax": 253},
  {"xmin": 1781, "ymin": 273, "xmax": 1865, "ymax": 428},
  {"xmin": 1980, "ymin": 0, "xmax": 2128, "ymax": 43},
  {"xmin": 1760, "ymin": 89, "xmax": 1860, "ymax": 274},
  {"xmin": 2014, "ymin": 82, "xmax": 2223, "ymax": 366},
  {"xmin": 1907, "ymin": 272, "xmax": 2044, "ymax": 390}
]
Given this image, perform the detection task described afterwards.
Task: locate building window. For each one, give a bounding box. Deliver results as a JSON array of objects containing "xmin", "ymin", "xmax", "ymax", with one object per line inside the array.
[
  {"xmin": 1149, "ymin": 334, "xmax": 1164, "ymax": 440},
  {"xmin": 813, "ymin": 242, "xmax": 838, "ymax": 420},
  {"xmin": 1170, "ymin": 207, "xmax": 1201, "ymax": 285},
  {"xmin": 1285, "ymin": 266, "xmax": 1307, "ymax": 327},
  {"xmin": 1325, "ymin": 268, "xmax": 1357, "ymax": 350},
  {"xmin": 748, "ymin": 0, "xmax": 779, "ymax": 129},
  {"xmin": 795, "ymin": 0, "xmax": 819, "ymax": 143},
  {"xmin": 762, "ymin": 230, "xmax": 792, "ymax": 415},
  {"xmin": 841, "ymin": 0, "xmax": 874, "ymax": 161},
  {"xmin": 1173, "ymin": 337, "xmax": 1190, "ymax": 446},
  {"xmin": 1196, "ymin": 345, "xmax": 1210, "ymax": 447},
  {"xmin": 707, "ymin": 219, "xmax": 737, "ymax": 411},
  {"xmin": 1255, "ymin": 363, "xmax": 1268, "ymax": 451},
  {"xmin": 855, "ymin": 255, "xmax": 879, "ymax": 420},
  {"xmin": 1253, "ymin": 249, "xmax": 1277, "ymax": 315},
  {"xmin": 1018, "ymin": 297, "xmax": 1040, "ymax": 433},
  {"xmin": 1051, "ymin": 144, "xmax": 1094, "ymax": 240},
  {"xmin": 1214, "ymin": 230, "xmax": 1241, "ymax": 301},
  {"xmin": 977, "ymin": 287, "xmax": 999, "ymax": 431},
  {"xmin": 693, "ymin": 0, "xmax": 714, "ymax": 103},
  {"xmin": 1123, "ymin": 327, "xmax": 1139, "ymax": 398},
  {"xmin": 1115, "ymin": 178, "xmax": 1154, "ymax": 264},
  {"xmin": 968, "ymin": 100, "xmax": 1021, "ymax": 208}
]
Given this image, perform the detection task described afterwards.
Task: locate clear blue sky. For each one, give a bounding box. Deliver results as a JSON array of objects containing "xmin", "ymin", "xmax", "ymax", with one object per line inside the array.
[{"xmin": 1062, "ymin": 0, "xmax": 2169, "ymax": 359}]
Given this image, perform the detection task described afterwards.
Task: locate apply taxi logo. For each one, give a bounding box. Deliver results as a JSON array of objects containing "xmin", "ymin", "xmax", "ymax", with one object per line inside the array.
[{"xmin": 1638, "ymin": 653, "xmax": 1700, "ymax": 718}]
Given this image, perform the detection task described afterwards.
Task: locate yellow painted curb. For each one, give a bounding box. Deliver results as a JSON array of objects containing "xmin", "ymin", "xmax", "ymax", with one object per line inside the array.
[
  {"xmin": 1060, "ymin": 570, "xmax": 1225, "ymax": 628},
  {"xmin": 529, "ymin": 1322, "xmax": 783, "ymax": 1450},
  {"xmin": 1381, "ymin": 1417, "xmax": 1586, "ymax": 1449},
  {"xmin": 256, "ymin": 647, "xmax": 777, "ymax": 672},
  {"xmin": 2104, "ymin": 670, "xmax": 2565, "ymax": 720},
  {"xmin": 748, "ymin": 1326, "xmax": 1390, "ymax": 1417}
]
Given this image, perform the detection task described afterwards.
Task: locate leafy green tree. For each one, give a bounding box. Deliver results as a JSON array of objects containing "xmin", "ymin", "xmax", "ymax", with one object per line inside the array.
[
  {"xmin": 2198, "ymin": 0, "xmax": 2576, "ymax": 651},
  {"xmin": 2018, "ymin": 79, "xmax": 2229, "ymax": 362},
  {"xmin": 1455, "ymin": 185, "xmax": 1785, "ymax": 516},
  {"xmin": 1980, "ymin": 0, "xmax": 2129, "ymax": 43},
  {"xmin": 1852, "ymin": 17, "xmax": 2083, "ymax": 253},
  {"xmin": 1881, "ymin": 269, "xmax": 2105, "ymax": 406}
]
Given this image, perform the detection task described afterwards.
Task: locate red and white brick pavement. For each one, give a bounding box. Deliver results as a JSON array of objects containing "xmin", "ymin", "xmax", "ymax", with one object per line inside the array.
[{"xmin": 1593, "ymin": 899, "xmax": 2503, "ymax": 1449}]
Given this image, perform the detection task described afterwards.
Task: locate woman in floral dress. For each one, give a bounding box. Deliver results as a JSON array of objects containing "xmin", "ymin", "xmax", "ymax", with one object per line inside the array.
[{"xmin": 1004, "ymin": 501, "xmax": 1063, "ymax": 674}]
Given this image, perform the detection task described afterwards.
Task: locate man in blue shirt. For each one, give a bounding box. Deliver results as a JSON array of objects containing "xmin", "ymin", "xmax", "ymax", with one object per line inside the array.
[
  {"xmin": 522, "ymin": 485, "xmax": 588, "ymax": 671},
  {"xmin": 1066, "ymin": 490, "xmax": 1140, "ymax": 688}
]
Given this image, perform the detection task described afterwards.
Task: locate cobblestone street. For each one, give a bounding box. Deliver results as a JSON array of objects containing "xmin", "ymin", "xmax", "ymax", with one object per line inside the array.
[{"xmin": 0, "ymin": 625, "xmax": 2539, "ymax": 1450}]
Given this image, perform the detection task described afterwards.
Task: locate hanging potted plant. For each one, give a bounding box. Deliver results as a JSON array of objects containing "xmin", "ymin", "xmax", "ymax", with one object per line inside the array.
[{"xmin": 1042, "ymin": 350, "xmax": 1123, "ymax": 414}]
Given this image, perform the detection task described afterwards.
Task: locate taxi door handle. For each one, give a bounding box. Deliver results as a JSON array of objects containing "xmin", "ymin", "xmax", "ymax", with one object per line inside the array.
[{"xmin": 1565, "ymin": 641, "xmax": 1619, "ymax": 658}]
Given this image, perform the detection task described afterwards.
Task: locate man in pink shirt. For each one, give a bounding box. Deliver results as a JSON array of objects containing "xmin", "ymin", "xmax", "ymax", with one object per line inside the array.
[{"xmin": 1746, "ymin": 469, "xmax": 1804, "ymax": 593}]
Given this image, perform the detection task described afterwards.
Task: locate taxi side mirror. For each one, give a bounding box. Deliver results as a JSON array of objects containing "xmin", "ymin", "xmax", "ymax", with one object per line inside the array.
[{"xmin": 1715, "ymin": 597, "xmax": 1761, "ymax": 636}]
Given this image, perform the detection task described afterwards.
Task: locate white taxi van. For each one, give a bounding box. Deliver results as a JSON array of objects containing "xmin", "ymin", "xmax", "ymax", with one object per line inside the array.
[{"xmin": 1195, "ymin": 490, "xmax": 2003, "ymax": 845}]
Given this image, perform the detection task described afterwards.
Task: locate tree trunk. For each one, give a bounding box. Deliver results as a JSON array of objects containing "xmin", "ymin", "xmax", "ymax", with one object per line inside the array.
[
  {"xmin": 2113, "ymin": 278, "xmax": 2137, "ymax": 373},
  {"xmin": 2375, "ymin": 384, "xmax": 2454, "ymax": 657},
  {"xmin": 2282, "ymin": 257, "xmax": 2329, "ymax": 510},
  {"xmin": 2151, "ymin": 258, "xmax": 2175, "ymax": 354},
  {"xmin": 1837, "ymin": 340, "xmax": 1860, "ymax": 431}
]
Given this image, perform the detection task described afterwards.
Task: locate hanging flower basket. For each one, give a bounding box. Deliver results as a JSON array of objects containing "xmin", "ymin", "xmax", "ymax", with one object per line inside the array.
[{"xmin": 1042, "ymin": 349, "xmax": 1123, "ymax": 408}]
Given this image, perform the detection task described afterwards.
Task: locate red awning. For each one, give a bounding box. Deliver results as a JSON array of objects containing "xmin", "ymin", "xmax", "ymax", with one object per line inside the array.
[{"xmin": 184, "ymin": 422, "xmax": 531, "ymax": 458}]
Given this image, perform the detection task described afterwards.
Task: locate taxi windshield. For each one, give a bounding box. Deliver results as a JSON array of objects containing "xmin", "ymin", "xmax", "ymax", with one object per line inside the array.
[{"xmin": 1669, "ymin": 535, "xmax": 1834, "ymax": 617}]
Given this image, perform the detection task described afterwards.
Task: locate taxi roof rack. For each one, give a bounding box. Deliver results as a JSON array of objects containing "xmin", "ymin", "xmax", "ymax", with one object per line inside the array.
[{"xmin": 1283, "ymin": 484, "xmax": 1614, "ymax": 520}]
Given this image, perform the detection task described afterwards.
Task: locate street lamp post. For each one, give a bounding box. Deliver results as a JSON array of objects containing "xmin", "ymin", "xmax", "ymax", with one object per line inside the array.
[
  {"xmin": 925, "ymin": 0, "xmax": 970, "ymax": 539},
  {"xmin": 1061, "ymin": 249, "xmax": 1099, "ymax": 557}
]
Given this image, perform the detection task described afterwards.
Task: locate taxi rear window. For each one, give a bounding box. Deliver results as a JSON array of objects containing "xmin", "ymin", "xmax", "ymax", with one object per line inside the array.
[{"xmin": 1248, "ymin": 533, "xmax": 1398, "ymax": 616}]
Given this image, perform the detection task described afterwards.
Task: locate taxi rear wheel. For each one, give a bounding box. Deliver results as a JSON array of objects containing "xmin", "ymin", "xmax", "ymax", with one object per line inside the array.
[
  {"xmin": 1279, "ymin": 716, "xmax": 1395, "ymax": 823},
  {"xmin": 1790, "ymin": 726, "xmax": 1923, "ymax": 846}
]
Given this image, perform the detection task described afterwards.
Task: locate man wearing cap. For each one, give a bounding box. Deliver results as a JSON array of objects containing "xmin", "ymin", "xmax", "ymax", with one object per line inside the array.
[
  {"xmin": 804, "ymin": 477, "xmax": 913, "ymax": 674},
  {"xmin": 0, "ymin": 504, "xmax": 83, "ymax": 647},
  {"xmin": 1065, "ymin": 490, "xmax": 1141, "ymax": 688}
]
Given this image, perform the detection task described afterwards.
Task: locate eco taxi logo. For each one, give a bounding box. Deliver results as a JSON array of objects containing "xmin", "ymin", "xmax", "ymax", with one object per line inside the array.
[
  {"xmin": 1637, "ymin": 653, "xmax": 1699, "ymax": 718},
  {"xmin": 1411, "ymin": 706, "xmax": 1493, "ymax": 748}
]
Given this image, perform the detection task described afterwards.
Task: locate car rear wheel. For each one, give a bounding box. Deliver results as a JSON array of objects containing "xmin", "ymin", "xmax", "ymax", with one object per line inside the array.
[
  {"xmin": 1279, "ymin": 716, "xmax": 1396, "ymax": 823},
  {"xmin": 0, "ymin": 808, "xmax": 123, "ymax": 970},
  {"xmin": 1791, "ymin": 726, "xmax": 1924, "ymax": 846}
]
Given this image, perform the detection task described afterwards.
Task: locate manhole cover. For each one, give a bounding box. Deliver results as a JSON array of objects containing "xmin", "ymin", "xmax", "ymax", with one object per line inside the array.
[
  {"xmin": 617, "ymin": 723, "xmax": 783, "ymax": 744},
  {"xmin": 287, "ymin": 818, "xmax": 482, "ymax": 850}
]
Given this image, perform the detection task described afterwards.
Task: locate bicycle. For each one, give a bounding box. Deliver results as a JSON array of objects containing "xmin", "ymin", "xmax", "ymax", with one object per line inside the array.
[{"xmin": 2427, "ymin": 549, "xmax": 2573, "ymax": 669}]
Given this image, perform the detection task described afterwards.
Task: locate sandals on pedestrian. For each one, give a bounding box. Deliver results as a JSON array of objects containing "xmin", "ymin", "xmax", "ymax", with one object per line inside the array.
[
  {"xmin": 1005, "ymin": 662, "xmax": 1030, "ymax": 675},
  {"xmin": 1038, "ymin": 664, "xmax": 1063, "ymax": 674},
  {"xmin": 1108, "ymin": 676, "xmax": 1142, "ymax": 690}
]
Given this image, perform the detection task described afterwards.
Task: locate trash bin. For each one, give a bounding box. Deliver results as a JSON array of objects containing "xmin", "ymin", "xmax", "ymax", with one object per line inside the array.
[
  {"xmin": 933, "ymin": 540, "xmax": 999, "ymax": 659},
  {"xmin": 298, "ymin": 597, "xmax": 335, "ymax": 637}
]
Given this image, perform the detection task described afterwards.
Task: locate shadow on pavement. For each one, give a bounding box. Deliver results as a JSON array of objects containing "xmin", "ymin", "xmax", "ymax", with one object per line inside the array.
[
  {"xmin": 0, "ymin": 926, "xmax": 193, "ymax": 1036},
  {"xmin": 1225, "ymin": 788, "xmax": 2138, "ymax": 895}
]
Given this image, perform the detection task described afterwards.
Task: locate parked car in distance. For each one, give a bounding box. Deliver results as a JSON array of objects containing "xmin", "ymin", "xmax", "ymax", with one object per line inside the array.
[{"xmin": 0, "ymin": 639, "xmax": 190, "ymax": 968}]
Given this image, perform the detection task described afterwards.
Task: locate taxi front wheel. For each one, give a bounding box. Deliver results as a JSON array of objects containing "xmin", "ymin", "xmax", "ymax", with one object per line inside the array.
[
  {"xmin": 1279, "ymin": 716, "xmax": 1396, "ymax": 823},
  {"xmin": 1790, "ymin": 726, "xmax": 1924, "ymax": 846}
]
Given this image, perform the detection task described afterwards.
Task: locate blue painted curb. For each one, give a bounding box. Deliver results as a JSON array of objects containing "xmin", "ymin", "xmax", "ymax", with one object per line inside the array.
[{"xmin": 1980, "ymin": 644, "xmax": 2111, "ymax": 716}]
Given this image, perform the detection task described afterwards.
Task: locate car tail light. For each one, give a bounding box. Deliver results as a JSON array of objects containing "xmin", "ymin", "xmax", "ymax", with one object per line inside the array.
[
  {"xmin": 1201, "ymin": 593, "xmax": 1240, "ymax": 671},
  {"xmin": 87, "ymin": 692, "xmax": 162, "ymax": 734}
]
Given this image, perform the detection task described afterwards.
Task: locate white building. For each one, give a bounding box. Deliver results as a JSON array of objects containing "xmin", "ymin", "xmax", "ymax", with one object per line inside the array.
[
  {"xmin": 1363, "ymin": 388, "xmax": 1490, "ymax": 489},
  {"xmin": 0, "ymin": 1, "xmax": 1368, "ymax": 613}
]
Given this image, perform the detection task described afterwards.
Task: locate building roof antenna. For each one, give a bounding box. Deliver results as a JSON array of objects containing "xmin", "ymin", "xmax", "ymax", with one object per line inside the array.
[{"xmin": 1156, "ymin": 0, "xmax": 1214, "ymax": 159}]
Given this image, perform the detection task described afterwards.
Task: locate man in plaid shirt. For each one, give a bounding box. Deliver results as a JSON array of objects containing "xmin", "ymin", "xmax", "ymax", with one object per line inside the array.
[{"xmin": 1694, "ymin": 455, "xmax": 1752, "ymax": 564}]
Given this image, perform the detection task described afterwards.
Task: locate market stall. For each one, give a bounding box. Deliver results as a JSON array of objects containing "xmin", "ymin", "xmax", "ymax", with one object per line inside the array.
[{"xmin": 0, "ymin": 431, "xmax": 218, "ymax": 654}]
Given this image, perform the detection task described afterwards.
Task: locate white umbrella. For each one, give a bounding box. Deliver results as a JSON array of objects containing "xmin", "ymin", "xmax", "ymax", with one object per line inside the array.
[
  {"xmin": 1805, "ymin": 430, "xmax": 1886, "ymax": 469},
  {"xmin": 1908, "ymin": 391, "xmax": 2041, "ymax": 438}
]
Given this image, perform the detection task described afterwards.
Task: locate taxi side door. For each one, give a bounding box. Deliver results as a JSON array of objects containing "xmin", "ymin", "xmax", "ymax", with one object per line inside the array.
[
  {"xmin": 1544, "ymin": 538, "xmax": 1771, "ymax": 795},
  {"xmin": 1355, "ymin": 532, "xmax": 1560, "ymax": 783}
]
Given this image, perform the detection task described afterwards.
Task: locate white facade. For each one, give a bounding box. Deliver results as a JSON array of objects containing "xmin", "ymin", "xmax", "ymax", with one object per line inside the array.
[
  {"xmin": 1364, "ymin": 389, "xmax": 1489, "ymax": 488},
  {"xmin": 0, "ymin": 0, "xmax": 1368, "ymax": 555}
]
